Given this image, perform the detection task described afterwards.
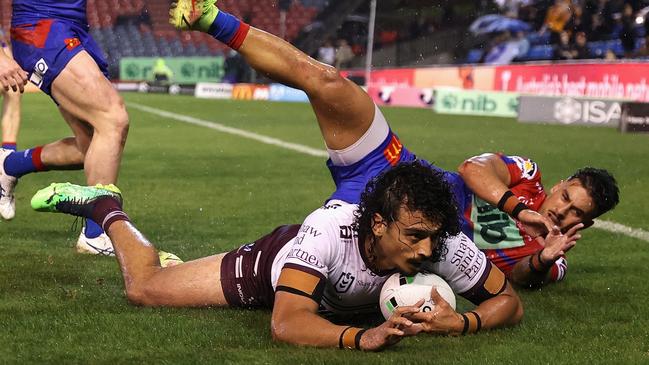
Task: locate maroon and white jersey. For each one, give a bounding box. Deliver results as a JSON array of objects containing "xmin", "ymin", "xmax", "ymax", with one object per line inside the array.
[{"xmin": 271, "ymin": 200, "xmax": 506, "ymax": 316}]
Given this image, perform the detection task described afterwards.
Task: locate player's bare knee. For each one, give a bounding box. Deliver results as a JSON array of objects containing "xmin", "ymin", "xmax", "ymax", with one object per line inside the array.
[
  {"xmin": 99, "ymin": 103, "xmax": 130, "ymax": 142},
  {"xmin": 125, "ymin": 283, "xmax": 163, "ymax": 307},
  {"xmin": 124, "ymin": 284, "xmax": 150, "ymax": 306},
  {"xmin": 512, "ymin": 299, "xmax": 524, "ymax": 325},
  {"xmin": 319, "ymin": 67, "xmax": 346, "ymax": 95},
  {"xmin": 269, "ymin": 321, "xmax": 288, "ymax": 343},
  {"xmin": 305, "ymin": 64, "xmax": 346, "ymax": 99},
  {"xmin": 112, "ymin": 102, "xmax": 130, "ymax": 133}
]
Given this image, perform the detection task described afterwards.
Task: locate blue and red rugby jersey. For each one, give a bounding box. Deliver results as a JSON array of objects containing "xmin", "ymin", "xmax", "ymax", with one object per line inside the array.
[
  {"xmin": 327, "ymin": 133, "xmax": 566, "ymax": 282},
  {"xmin": 12, "ymin": 0, "xmax": 88, "ymax": 26},
  {"xmin": 10, "ymin": 0, "xmax": 108, "ymax": 97}
]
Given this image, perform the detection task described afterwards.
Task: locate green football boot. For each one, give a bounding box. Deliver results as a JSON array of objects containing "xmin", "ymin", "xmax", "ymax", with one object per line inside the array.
[
  {"xmin": 169, "ymin": 0, "xmax": 219, "ymax": 31},
  {"xmin": 31, "ymin": 183, "xmax": 122, "ymax": 217}
]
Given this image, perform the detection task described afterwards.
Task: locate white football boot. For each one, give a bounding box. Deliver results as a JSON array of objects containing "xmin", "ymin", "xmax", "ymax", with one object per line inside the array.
[
  {"xmin": 76, "ymin": 228, "xmax": 116, "ymax": 256},
  {"xmin": 0, "ymin": 148, "xmax": 17, "ymax": 220}
]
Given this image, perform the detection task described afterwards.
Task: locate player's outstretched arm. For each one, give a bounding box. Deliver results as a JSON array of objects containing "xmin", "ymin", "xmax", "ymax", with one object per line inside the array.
[
  {"xmin": 459, "ymin": 153, "xmax": 553, "ymax": 237},
  {"xmin": 0, "ymin": 50, "xmax": 27, "ymax": 93},
  {"xmin": 406, "ymin": 280, "xmax": 523, "ymax": 336},
  {"xmin": 510, "ymin": 224, "xmax": 582, "ymax": 288},
  {"xmin": 458, "ymin": 153, "xmax": 513, "ymax": 204},
  {"xmin": 271, "ymin": 269, "xmax": 420, "ymax": 351}
]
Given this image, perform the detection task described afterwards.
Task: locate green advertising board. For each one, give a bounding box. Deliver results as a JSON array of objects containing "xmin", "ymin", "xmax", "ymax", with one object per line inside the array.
[
  {"xmin": 120, "ymin": 57, "xmax": 224, "ymax": 84},
  {"xmin": 434, "ymin": 88, "xmax": 519, "ymax": 117}
]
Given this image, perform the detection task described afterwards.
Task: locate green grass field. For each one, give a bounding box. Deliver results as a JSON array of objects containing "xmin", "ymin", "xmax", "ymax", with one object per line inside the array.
[{"xmin": 1, "ymin": 92, "xmax": 648, "ymax": 364}]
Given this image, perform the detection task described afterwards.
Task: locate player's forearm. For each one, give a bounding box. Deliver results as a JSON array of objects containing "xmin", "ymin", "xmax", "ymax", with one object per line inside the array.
[
  {"xmin": 510, "ymin": 252, "xmax": 554, "ymax": 288},
  {"xmin": 458, "ymin": 154, "xmax": 511, "ymax": 206},
  {"xmin": 270, "ymin": 308, "xmax": 357, "ymax": 349},
  {"xmin": 472, "ymin": 282, "xmax": 523, "ymax": 330}
]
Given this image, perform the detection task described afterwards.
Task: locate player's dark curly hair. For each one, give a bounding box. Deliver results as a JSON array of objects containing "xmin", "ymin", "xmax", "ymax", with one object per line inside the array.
[
  {"xmin": 568, "ymin": 167, "xmax": 619, "ymax": 218},
  {"xmin": 353, "ymin": 161, "xmax": 461, "ymax": 263}
]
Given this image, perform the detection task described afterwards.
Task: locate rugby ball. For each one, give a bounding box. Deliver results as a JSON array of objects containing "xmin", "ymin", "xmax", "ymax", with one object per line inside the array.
[{"xmin": 379, "ymin": 272, "xmax": 456, "ymax": 320}]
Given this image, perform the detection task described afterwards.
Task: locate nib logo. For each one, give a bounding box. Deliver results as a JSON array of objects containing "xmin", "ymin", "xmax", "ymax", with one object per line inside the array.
[
  {"xmin": 442, "ymin": 94, "xmax": 458, "ymax": 109},
  {"xmin": 508, "ymin": 97, "xmax": 519, "ymax": 112}
]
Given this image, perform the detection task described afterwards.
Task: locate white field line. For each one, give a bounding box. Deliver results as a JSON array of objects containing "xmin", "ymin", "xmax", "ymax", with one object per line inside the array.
[
  {"xmin": 128, "ymin": 102, "xmax": 328, "ymax": 158},
  {"xmin": 129, "ymin": 102, "xmax": 649, "ymax": 243},
  {"xmin": 593, "ymin": 220, "xmax": 649, "ymax": 242}
]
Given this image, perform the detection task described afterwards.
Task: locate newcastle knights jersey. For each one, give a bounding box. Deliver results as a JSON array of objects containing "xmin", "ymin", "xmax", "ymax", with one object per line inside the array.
[{"xmin": 12, "ymin": 0, "xmax": 88, "ymax": 26}]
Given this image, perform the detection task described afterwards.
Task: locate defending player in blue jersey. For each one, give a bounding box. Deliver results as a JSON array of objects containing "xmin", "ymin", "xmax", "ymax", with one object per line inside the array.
[{"xmin": 1, "ymin": 0, "xmax": 130, "ymax": 255}]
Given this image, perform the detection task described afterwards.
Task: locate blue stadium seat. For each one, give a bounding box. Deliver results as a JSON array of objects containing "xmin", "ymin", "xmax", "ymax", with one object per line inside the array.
[
  {"xmin": 636, "ymin": 25, "xmax": 646, "ymax": 38},
  {"xmin": 527, "ymin": 32, "xmax": 550, "ymax": 46},
  {"xmin": 588, "ymin": 41, "xmax": 607, "ymax": 57},
  {"xmin": 525, "ymin": 45, "xmax": 553, "ymax": 60},
  {"xmin": 466, "ymin": 49, "xmax": 483, "ymax": 63},
  {"xmin": 607, "ymin": 39, "xmax": 624, "ymax": 56}
]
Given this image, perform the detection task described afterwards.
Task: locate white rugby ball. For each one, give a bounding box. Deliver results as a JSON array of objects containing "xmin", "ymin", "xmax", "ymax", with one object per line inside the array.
[{"xmin": 379, "ymin": 272, "xmax": 456, "ymax": 320}]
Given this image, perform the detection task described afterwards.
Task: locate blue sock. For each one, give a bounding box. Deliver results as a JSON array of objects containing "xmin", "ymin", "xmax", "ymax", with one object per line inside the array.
[
  {"xmin": 3, "ymin": 147, "xmax": 45, "ymax": 178},
  {"xmin": 84, "ymin": 219, "xmax": 104, "ymax": 239},
  {"xmin": 207, "ymin": 10, "xmax": 248, "ymax": 49},
  {"xmin": 2, "ymin": 142, "xmax": 17, "ymax": 150}
]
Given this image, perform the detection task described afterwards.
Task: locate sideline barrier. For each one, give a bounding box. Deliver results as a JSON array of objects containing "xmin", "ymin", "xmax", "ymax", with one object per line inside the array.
[
  {"xmin": 269, "ymin": 84, "xmax": 309, "ymax": 102},
  {"xmin": 494, "ymin": 63, "xmax": 649, "ymax": 101},
  {"xmin": 620, "ymin": 102, "xmax": 649, "ymax": 133},
  {"xmin": 518, "ymin": 95, "xmax": 623, "ymax": 127},
  {"xmin": 195, "ymin": 82, "xmax": 233, "ymax": 99},
  {"xmin": 367, "ymin": 86, "xmax": 433, "ymax": 108},
  {"xmin": 434, "ymin": 88, "xmax": 519, "ymax": 117},
  {"xmin": 120, "ymin": 57, "xmax": 224, "ymax": 84},
  {"xmin": 346, "ymin": 62, "xmax": 649, "ymax": 108}
]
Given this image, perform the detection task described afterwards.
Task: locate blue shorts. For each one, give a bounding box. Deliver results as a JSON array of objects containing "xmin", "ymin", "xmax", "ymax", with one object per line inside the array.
[
  {"xmin": 326, "ymin": 130, "xmax": 474, "ymax": 237},
  {"xmin": 10, "ymin": 19, "xmax": 108, "ymax": 98}
]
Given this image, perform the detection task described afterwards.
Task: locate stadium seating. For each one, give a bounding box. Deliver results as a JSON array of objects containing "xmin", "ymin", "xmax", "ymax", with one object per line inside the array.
[{"xmin": 0, "ymin": 0, "xmax": 321, "ymax": 78}]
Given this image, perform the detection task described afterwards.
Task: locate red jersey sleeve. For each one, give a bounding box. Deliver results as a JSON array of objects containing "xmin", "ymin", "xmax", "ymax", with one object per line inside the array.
[{"xmin": 498, "ymin": 154, "xmax": 541, "ymax": 186}]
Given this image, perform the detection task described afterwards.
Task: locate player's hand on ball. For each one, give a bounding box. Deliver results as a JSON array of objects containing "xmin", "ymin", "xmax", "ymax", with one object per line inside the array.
[
  {"xmin": 538, "ymin": 224, "xmax": 583, "ymax": 263},
  {"xmin": 405, "ymin": 288, "xmax": 464, "ymax": 336},
  {"xmin": 360, "ymin": 301, "xmax": 423, "ymax": 351},
  {"xmin": 517, "ymin": 209, "xmax": 554, "ymax": 238}
]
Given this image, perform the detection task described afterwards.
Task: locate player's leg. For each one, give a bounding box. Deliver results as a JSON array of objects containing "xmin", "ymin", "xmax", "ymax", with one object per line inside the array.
[
  {"xmin": 0, "ymin": 107, "xmax": 98, "ymax": 220},
  {"xmin": 31, "ymin": 183, "xmax": 228, "ymax": 307},
  {"xmin": 51, "ymin": 50, "xmax": 129, "ymax": 185},
  {"xmin": 107, "ymin": 221, "xmax": 228, "ymax": 307},
  {"xmin": 0, "ymin": 90, "xmax": 22, "ymax": 219},
  {"xmin": 170, "ymin": 0, "xmax": 374, "ymax": 150},
  {"xmin": 1, "ymin": 89, "xmax": 21, "ymax": 150},
  {"xmin": 55, "ymin": 108, "xmax": 117, "ymax": 255},
  {"xmin": 37, "ymin": 110, "xmax": 90, "ymax": 169}
]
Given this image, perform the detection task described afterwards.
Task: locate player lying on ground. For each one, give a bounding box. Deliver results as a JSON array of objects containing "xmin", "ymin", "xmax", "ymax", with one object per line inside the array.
[
  {"xmin": 457, "ymin": 155, "xmax": 618, "ymax": 287},
  {"xmin": 1, "ymin": 30, "xmax": 23, "ymax": 152},
  {"xmin": 0, "ymin": 0, "xmax": 129, "ymax": 257},
  {"xmin": 170, "ymin": 0, "xmax": 619, "ymax": 289},
  {"xmin": 32, "ymin": 162, "xmax": 536, "ymax": 350}
]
